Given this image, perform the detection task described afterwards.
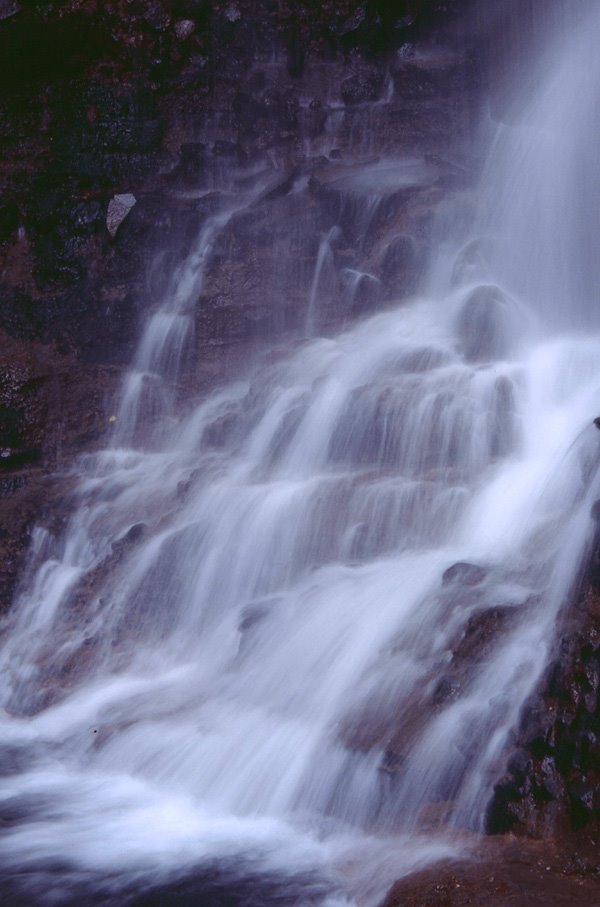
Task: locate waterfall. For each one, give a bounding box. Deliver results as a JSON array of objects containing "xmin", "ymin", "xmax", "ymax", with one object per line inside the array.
[
  {"xmin": 478, "ymin": 0, "xmax": 600, "ymax": 329},
  {"xmin": 2, "ymin": 3, "xmax": 600, "ymax": 905}
]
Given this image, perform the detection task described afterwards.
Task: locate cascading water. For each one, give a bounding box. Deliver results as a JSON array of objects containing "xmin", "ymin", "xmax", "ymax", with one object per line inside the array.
[
  {"xmin": 2, "ymin": 3, "xmax": 600, "ymax": 905},
  {"xmin": 305, "ymin": 227, "xmax": 340, "ymax": 338}
]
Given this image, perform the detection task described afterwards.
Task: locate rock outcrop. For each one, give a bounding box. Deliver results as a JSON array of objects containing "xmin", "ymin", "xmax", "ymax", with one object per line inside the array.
[
  {"xmin": 0, "ymin": 0, "xmax": 482, "ymax": 612},
  {"xmin": 487, "ymin": 576, "xmax": 600, "ymax": 838}
]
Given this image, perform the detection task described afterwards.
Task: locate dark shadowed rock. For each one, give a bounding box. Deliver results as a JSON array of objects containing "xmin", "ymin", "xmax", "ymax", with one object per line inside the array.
[
  {"xmin": 381, "ymin": 234, "xmax": 421, "ymax": 296},
  {"xmin": 301, "ymin": 99, "xmax": 327, "ymax": 138},
  {"xmin": 0, "ymin": 1, "xmax": 19, "ymax": 21},
  {"xmin": 112, "ymin": 523, "xmax": 148, "ymax": 552},
  {"xmin": 173, "ymin": 142, "xmax": 206, "ymax": 186},
  {"xmin": 486, "ymin": 585, "xmax": 600, "ymax": 837},
  {"xmin": 0, "ymin": 198, "xmax": 19, "ymax": 240},
  {"xmin": 341, "ymin": 70, "xmax": 384, "ymax": 105},
  {"xmin": 432, "ymin": 673, "xmax": 461, "ymax": 705},
  {"xmin": 442, "ymin": 561, "xmax": 488, "ymax": 587},
  {"xmin": 456, "ymin": 284, "xmax": 512, "ymax": 362},
  {"xmin": 452, "ymin": 606, "xmax": 515, "ymax": 664}
]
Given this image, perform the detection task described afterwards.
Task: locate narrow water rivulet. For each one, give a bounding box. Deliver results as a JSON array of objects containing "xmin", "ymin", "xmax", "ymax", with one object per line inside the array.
[{"xmin": 2, "ymin": 4, "xmax": 600, "ymax": 905}]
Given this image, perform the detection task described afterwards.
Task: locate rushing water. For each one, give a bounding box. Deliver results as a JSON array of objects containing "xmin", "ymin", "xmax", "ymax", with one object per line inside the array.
[{"xmin": 2, "ymin": 4, "xmax": 600, "ymax": 906}]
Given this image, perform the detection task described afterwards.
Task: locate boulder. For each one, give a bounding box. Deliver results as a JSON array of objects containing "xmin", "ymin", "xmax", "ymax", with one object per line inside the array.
[
  {"xmin": 174, "ymin": 19, "xmax": 195, "ymax": 40},
  {"xmin": 442, "ymin": 561, "xmax": 488, "ymax": 587},
  {"xmin": 106, "ymin": 193, "xmax": 137, "ymax": 237},
  {"xmin": 456, "ymin": 284, "xmax": 511, "ymax": 363},
  {"xmin": 341, "ymin": 70, "xmax": 384, "ymax": 105},
  {"xmin": 0, "ymin": 1, "xmax": 19, "ymax": 21}
]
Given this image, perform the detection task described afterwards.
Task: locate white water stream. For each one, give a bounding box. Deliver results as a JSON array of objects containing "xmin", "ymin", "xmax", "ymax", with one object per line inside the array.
[{"xmin": 1, "ymin": 4, "xmax": 600, "ymax": 905}]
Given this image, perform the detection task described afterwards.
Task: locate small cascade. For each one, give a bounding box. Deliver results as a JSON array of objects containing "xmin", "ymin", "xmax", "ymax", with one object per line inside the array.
[
  {"xmin": 115, "ymin": 207, "xmax": 247, "ymax": 448},
  {"xmin": 340, "ymin": 269, "xmax": 381, "ymax": 317},
  {"xmin": 306, "ymin": 227, "xmax": 340, "ymax": 337}
]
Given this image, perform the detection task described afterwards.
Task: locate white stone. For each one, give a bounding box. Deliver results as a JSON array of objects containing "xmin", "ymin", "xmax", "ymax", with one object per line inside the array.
[
  {"xmin": 0, "ymin": 1, "xmax": 20, "ymax": 21},
  {"xmin": 106, "ymin": 193, "xmax": 137, "ymax": 238},
  {"xmin": 174, "ymin": 19, "xmax": 195, "ymax": 40},
  {"xmin": 224, "ymin": 4, "xmax": 240, "ymax": 23}
]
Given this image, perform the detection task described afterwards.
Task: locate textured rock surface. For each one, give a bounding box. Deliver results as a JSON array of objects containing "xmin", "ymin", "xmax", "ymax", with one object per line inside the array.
[
  {"xmin": 382, "ymin": 835, "xmax": 600, "ymax": 907},
  {"xmin": 0, "ymin": 0, "xmax": 479, "ymax": 361},
  {"xmin": 487, "ymin": 581, "xmax": 600, "ymax": 838},
  {"xmin": 0, "ymin": 0, "xmax": 481, "ymax": 613},
  {"xmin": 0, "ymin": 328, "xmax": 119, "ymax": 608}
]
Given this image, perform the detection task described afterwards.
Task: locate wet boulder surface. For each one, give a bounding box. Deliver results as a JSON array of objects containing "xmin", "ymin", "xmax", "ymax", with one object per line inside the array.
[
  {"xmin": 382, "ymin": 836, "xmax": 600, "ymax": 907},
  {"xmin": 486, "ymin": 583, "xmax": 600, "ymax": 839}
]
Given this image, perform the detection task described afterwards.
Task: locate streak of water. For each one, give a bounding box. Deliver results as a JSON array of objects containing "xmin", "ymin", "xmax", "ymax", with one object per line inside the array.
[{"xmin": 306, "ymin": 227, "xmax": 340, "ymax": 338}]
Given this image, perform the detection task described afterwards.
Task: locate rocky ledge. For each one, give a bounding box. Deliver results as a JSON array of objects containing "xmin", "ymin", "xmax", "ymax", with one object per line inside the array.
[{"xmin": 383, "ymin": 834, "xmax": 600, "ymax": 907}]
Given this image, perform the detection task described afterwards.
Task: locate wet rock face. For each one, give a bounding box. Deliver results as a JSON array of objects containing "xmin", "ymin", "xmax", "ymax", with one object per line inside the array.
[
  {"xmin": 442, "ymin": 561, "xmax": 488, "ymax": 587},
  {"xmin": 0, "ymin": 330, "xmax": 119, "ymax": 611},
  {"xmin": 341, "ymin": 70, "xmax": 384, "ymax": 105},
  {"xmin": 382, "ymin": 835, "xmax": 600, "ymax": 907},
  {"xmin": 0, "ymin": 0, "xmax": 479, "ymax": 366},
  {"xmin": 456, "ymin": 285, "xmax": 512, "ymax": 362},
  {"xmin": 0, "ymin": 0, "xmax": 483, "ymax": 615},
  {"xmin": 340, "ymin": 563, "xmax": 524, "ymax": 801},
  {"xmin": 487, "ymin": 588, "xmax": 600, "ymax": 836}
]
